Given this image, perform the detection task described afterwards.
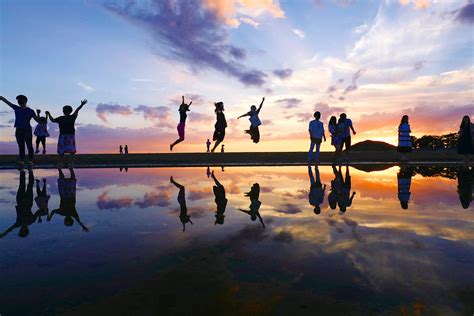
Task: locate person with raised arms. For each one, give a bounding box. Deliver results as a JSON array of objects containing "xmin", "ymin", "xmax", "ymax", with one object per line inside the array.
[
  {"xmin": 170, "ymin": 96, "xmax": 192, "ymax": 151},
  {"xmin": 238, "ymin": 97, "xmax": 265, "ymax": 144}
]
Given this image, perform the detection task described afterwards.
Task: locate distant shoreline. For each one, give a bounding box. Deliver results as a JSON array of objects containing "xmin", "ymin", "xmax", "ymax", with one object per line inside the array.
[{"xmin": 0, "ymin": 150, "xmax": 470, "ymax": 169}]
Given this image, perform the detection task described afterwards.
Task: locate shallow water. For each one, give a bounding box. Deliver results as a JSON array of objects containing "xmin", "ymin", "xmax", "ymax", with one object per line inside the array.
[{"xmin": 0, "ymin": 165, "xmax": 473, "ymax": 315}]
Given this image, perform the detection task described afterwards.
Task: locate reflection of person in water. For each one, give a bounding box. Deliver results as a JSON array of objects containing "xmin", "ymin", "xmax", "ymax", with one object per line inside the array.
[
  {"xmin": 0, "ymin": 170, "xmax": 38, "ymax": 238},
  {"xmin": 48, "ymin": 168, "xmax": 88, "ymax": 232},
  {"xmin": 398, "ymin": 166, "xmax": 414, "ymax": 210},
  {"xmin": 35, "ymin": 178, "xmax": 50, "ymax": 223},
  {"xmin": 308, "ymin": 164, "xmax": 326, "ymax": 214},
  {"xmin": 338, "ymin": 165, "xmax": 356, "ymax": 213},
  {"xmin": 328, "ymin": 165, "xmax": 342, "ymax": 210},
  {"xmin": 170, "ymin": 176, "xmax": 193, "ymax": 231},
  {"xmin": 211, "ymin": 170, "xmax": 228, "ymax": 225},
  {"xmin": 457, "ymin": 166, "xmax": 473, "ymax": 209},
  {"xmin": 238, "ymin": 183, "xmax": 265, "ymax": 228}
]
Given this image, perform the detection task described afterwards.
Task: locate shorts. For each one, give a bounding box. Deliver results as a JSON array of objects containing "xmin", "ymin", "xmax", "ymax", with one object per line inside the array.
[
  {"xmin": 58, "ymin": 178, "xmax": 76, "ymax": 198},
  {"xmin": 58, "ymin": 134, "xmax": 76, "ymax": 155},
  {"xmin": 311, "ymin": 137, "xmax": 322, "ymax": 144},
  {"xmin": 213, "ymin": 129, "xmax": 225, "ymax": 142},
  {"xmin": 177, "ymin": 122, "xmax": 185, "ymax": 140},
  {"xmin": 342, "ymin": 137, "xmax": 351, "ymax": 149},
  {"xmin": 250, "ymin": 125, "xmax": 260, "ymax": 143}
]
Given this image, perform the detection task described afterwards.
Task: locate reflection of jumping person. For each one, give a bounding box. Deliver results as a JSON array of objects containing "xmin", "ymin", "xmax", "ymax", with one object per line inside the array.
[
  {"xmin": 338, "ymin": 165, "xmax": 356, "ymax": 213},
  {"xmin": 170, "ymin": 96, "xmax": 192, "ymax": 151},
  {"xmin": 211, "ymin": 102, "xmax": 227, "ymax": 153},
  {"xmin": 211, "ymin": 171, "xmax": 228, "ymax": 225},
  {"xmin": 456, "ymin": 166, "xmax": 473, "ymax": 209},
  {"xmin": 35, "ymin": 178, "xmax": 50, "ymax": 223},
  {"xmin": 48, "ymin": 168, "xmax": 89, "ymax": 232},
  {"xmin": 0, "ymin": 170, "xmax": 38, "ymax": 238},
  {"xmin": 397, "ymin": 166, "xmax": 414, "ymax": 210},
  {"xmin": 34, "ymin": 109, "xmax": 49, "ymax": 154},
  {"xmin": 238, "ymin": 97, "xmax": 265, "ymax": 144},
  {"xmin": 238, "ymin": 183, "xmax": 265, "ymax": 228},
  {"xmin": 308, "ymin": 164, "xmax": 326, "ymax": 214},
  {"xmin": 170, "ymin": 176, "xmax": 193, "ymax": 231},
  {"xmin": 46, "ymin": 99, "xmax": 87, "ymax": 168}
]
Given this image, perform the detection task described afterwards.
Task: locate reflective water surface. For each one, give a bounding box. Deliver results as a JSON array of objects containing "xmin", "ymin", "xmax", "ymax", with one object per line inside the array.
[{"xmin": 0, "ymin": 165, "xmax": 473, "ymax": 315}]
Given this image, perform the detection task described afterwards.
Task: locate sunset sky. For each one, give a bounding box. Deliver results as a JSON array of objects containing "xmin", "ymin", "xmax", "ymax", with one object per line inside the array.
[{"xmin": 1, "ymin": 0, "xmax": 473, "ymax": 153}]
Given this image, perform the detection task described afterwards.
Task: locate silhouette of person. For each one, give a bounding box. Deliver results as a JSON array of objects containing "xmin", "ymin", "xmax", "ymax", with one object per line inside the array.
[
  {"xmin": 170, "ymin": 96, "xmax": 192, "ymax": 151},
  {"xmin": 211, "ymin": 102, "xmax": 227, "ymax": 153},
  {"xmin": 206, "ymin": 166, "xmax": 211, "ymax": 178},
  {"xmin": 221, "ymin": 144, "xmax": 225, "ymax": 153},
  {"xmin": 308, "ymin": 164, "xmax": 326, "ymax": 214},
  {"xmin": 170, "ymin": 176, "xmax": 193, "ymax": 231},
  {"xmin": 238, "ymin": 183, "xmax": 265, "ymax": 228},
  {"xmin": 308, "ymin": 111, "xmax": 326, "ymax": 162},
  {"xmin": 34, "ymin": 109, "xmax": 49, "ymax": 154},
  {"xmin": 328, "ymin": 116, "xmax": 342, "ymax": 163},
  {"xmin": 124, "ymin": 145, "xmax": 129, "ymax": 154},
  {"xmin": 397, "ymin": 166, "xmax": 414, "ymax": 210},
  {"xmin": 119, "ymin": 145, "xmax": 123, "ymax": 154},
  {"xmin": 206, "ymin": 139, "xmax": 211, "ymax": 153},
  {"xmin": 398, "ymin": 115, "xmax": 412, "ymax": 161},
  {"xmin": 0, "ymin": 170, "xmax": 38, "ymax": 238},
  {"xmin": 0, "ymin": 95, "xmax": 38, "ymax": 166},
  {"xmin": 457, "ymin": 115, "xmax": 473, "ymax": 163},
  {"xmin": 328, "ymin": 164, "xmax": 342, "ymax": 210},
  {"xmin": 46, "ymin": 99, "xmax": 87, "ymax": 168},
  {"xmin": 238, "ymin": 97, "xmax": 265, "ymax": 143},
  {"xmin": 338, "ymin": 165, "xmax": 356, "ymax": 213},
  {"xmin": 456, "ymin": 165, "xmax": 473, "ymax": 209},
  {"xmin": 211, "ymin": 171, "xmax": 228, "ymax": 225},
  {"xmin": 339, "ymin": 113, "xmax": 356, "ymax": 161},
  {"xmin": 34, "ymin": 178, "xmax": 50, "ymax": 223},
  {"xmin": 48, "ymin": 168, "xmax": 89, "ymax": 232}
]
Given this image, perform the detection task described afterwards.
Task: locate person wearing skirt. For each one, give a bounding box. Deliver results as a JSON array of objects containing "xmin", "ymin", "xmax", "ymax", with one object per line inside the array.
[
  {"xmin": 457, "ymin": 115, "xmax": 473, "ymax": 163},
  {"xmin": 398, "ymin": 115, "xmax": 412, "ymax": 160}
]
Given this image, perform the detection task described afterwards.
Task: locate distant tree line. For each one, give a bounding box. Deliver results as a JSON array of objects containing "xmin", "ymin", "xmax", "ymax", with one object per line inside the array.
[{"xmin": 410, "ymin": 133, "xmax": 458, "ymax": 150}]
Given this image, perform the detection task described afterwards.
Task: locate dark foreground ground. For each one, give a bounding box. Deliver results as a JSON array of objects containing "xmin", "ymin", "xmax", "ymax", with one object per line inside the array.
[{"xmin": 0, "ymin": 150, "xmax": 470, "ymax": 169}]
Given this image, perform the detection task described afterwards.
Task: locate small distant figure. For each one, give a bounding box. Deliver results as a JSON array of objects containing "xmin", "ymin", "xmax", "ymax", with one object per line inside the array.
[
  {"xmin": 170, "ymin": 96, "xmax": 192, "ymax": 151},
  {"xmin": 328, "ymin": 116, "xmax": 342, "ymax": 163},
  {"xmin": 221, "ymin": 144, "xmax": 225, "ymax": 153},
  {"xmin": 46, "ymin": 99, "xmax": 87, "ymax": 168},
  {"xmin": 308, "ymin": 164, "xmax": 326, "ymax": 214},
  {"xmin": 238, "ymin": 97, "xmax": 265, "ymax": 144},
  {"xmin": 124, "ymin": 144, "xmax": 129, "ymax": 154},
  {"xmin": 238, "ymin": 183, "xmax": 265, "ymax": 228},
  {"xmin": 206, "ymin": 166, "xmax": 211, "ymax": 178},
  {"xmin": 457, "ymin": 115, "xmax": 473, "ymax": 163},
  {"xmin": 48, "ymin": 168, "xmax": 88, "ymax": 232},
  {"xmin": 211, "ymin": 102, "xmax": 227, "ymax": 153},
  {"xmin": 397, "ymin": 166, "xmax": 414, "ymax": 210},
  {"xmin": 339, "ymin": 113, "xmax": 356, "ymax": 160},
  {"xmin": 211, "ymin": 171, "xmax": 228, "ymax": 225},
  {"xmin": 0, "ymin": 95, "xmax": 38, "ymax": 166},
  {"xmin": 398, "ymin": 115, "xmax": 412, "ymax": 160},
  {"xmin": 308, "ymin": 111, "xmax": 326, "ymax": 162},
  {"xmin": 170, "ymin": 176, "xmax": 193, "ymax": 232},
  {"xmin": 34, "ymin": 109, "xmax": 49, "ymax": 155},
  {"xmin": 206, "ymin": 138, "xmax": 211, "ymax": 153},
  {"xmin": 119, "ymin": 145, "xmax": 123, "ymax": 154},
  {"xmin": 34, "ymin": 178, "xmax": 50, "ymax": 223}
]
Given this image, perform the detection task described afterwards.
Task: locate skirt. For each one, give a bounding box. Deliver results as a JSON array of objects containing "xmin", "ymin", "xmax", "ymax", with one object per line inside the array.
[{"xmin": 57, "ymin": 134, "xmax": 76, "ymax": 154}]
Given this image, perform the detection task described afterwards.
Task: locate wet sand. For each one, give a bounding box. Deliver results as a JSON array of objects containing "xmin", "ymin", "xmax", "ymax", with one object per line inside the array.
[{"xmin": 0, "ymin": 150, "xmax": 469, "ymax": 169}]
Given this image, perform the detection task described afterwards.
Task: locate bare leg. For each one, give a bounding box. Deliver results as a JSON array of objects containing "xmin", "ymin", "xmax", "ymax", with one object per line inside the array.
[
  {"xmin": 211, "ymin": 140, "xmax": 222, "ymax": 153},
  {"xmin": 170, "ymin": 138, "xmax": 184, "ymax": 151}
]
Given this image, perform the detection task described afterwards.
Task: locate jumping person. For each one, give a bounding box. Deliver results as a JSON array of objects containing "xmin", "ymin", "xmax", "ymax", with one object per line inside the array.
[
  {"xmin": 339, "ymin": 113, "xmax": 356, "ymax": 160},
  {"xmin": 211, "ymin": 102, "xmax": 227, "ymax": 153},
  {"xmin": 170, "ymin": 176, "xmax": 193, "ymax": 232},
  {"xmin": 308, "ymin": 111, "xmax": 326, "ymax": 162},
  {"xmin": 0, "ymin": 95, "xmax": 38, "ymax": 166},
  {"xmin": 170, "ymin": 96, "xmax": 192, "ymax": 151},
  {"xmin": 34, "ymin": 110, "xmax": 49, "ymax": 154},
  {"xmin": 328, "ymin": 116, "xmax": 342, "ymax": 163},
  {"xmin": 46, "ymin": 99, "xmax": 87, "ymax": 168},
  {"xmin": 211, "ymin": 170, "xmax": 228, "ymax": 225},
  {"xmin": 238, "ymin": 97, "xmax": 265, "ymax": 143},
  {"xmin": 398, "ymin": 115, "xmax": 412, "ymax": 160}
]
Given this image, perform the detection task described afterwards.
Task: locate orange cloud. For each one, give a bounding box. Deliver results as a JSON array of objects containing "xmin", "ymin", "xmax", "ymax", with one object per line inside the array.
[{"xmin": 399, "ymin": 0, "xmax": 431, "ymax": 9}]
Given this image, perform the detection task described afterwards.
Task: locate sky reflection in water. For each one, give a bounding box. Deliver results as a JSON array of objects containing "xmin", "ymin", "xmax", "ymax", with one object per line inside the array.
[{"xmin": 0, "ymin": 166, "xmax": 473, "ymax": 315}]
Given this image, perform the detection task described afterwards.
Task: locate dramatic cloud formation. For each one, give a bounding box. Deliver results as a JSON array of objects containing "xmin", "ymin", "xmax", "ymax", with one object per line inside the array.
[
  {"xmin": 96, "ymin": 103, "xmax": 133, "ymax": 122},
  {"xmin": 275, "ymin": 97, "xmax": 301, "ymax": 108},
  {"xmin": 104, "ymin": 0, "xmax": 271, "ymax": 86},
  {"xmin": 456, "ymin": 2, "xmax": 474, "ymax": 24},
  {"xmin": 97, "ymin": 191, "xmax": 134, "ymax": 210},
  {"xmin": 273, "ymin": 68, "xmax": 293, "ymax": 79},
  {"xmin": 135, "ymin": 190, "xmax": 171, "ymax": 208}
]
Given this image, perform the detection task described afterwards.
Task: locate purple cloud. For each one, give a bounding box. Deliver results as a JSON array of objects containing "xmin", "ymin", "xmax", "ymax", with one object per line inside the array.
[
  {"xmin": 97, "ymin": 191, "xmax": 134, "ymax": 210},
  {"xmin": 276, "ymin": 98, "xmax": 302, "ymax": 109},
  {"xmin": 135, "ymin": 191, "xmax": 171, "ymax": 208},
  {"xmin": 457, "ymin": 3, "xmax": 474, "ymax": 24},
  {"xmin": 273, "ymin": 68, "xmax": 293, "ymax": 79},
  {"xmin": 104, "ymin": 0, "xmax": 267, "ymax": 86},
  {"xmin": 96, "ymin": 103, "xmax": 133, "ymax": 122},
  {"xmin": 343, "ymin": 69, "xmax": 364, "ymax": 94},
  {"xmin": 134, "ymin": 105, "xmax": 172, "ymax": 127}
]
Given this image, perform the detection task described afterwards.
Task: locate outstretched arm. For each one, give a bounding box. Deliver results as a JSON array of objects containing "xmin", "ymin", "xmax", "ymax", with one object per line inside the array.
[
  {"xmin": 257, "ymin": 213, "xmax": 265, "ymax": 228},
  {"xmin": 45, "ymin": 111, "xmax": 57, "ymax": 123},
  {"xmin": 73, "ymin": 99, "xmax": 87, "ymax": 117},
  {"xmin": 257, "ymin": 97, "xmax": 265, "ymax": 113},
  {"xmin": 0, "ymin": 96, "xmax": 17, "ymax": 110},
  {"xmin": 237, "ymin": 112, "xmax": 249, "ymax": 119},
  {"xmin": 0, "ymin": 224, "xmax": 17, "ymax": 238}
]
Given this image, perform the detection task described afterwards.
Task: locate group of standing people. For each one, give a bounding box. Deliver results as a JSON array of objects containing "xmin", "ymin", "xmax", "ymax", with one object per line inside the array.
[{"xmin": 118, "ymin": 145, "xmax": 129, "ymax": 154}]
